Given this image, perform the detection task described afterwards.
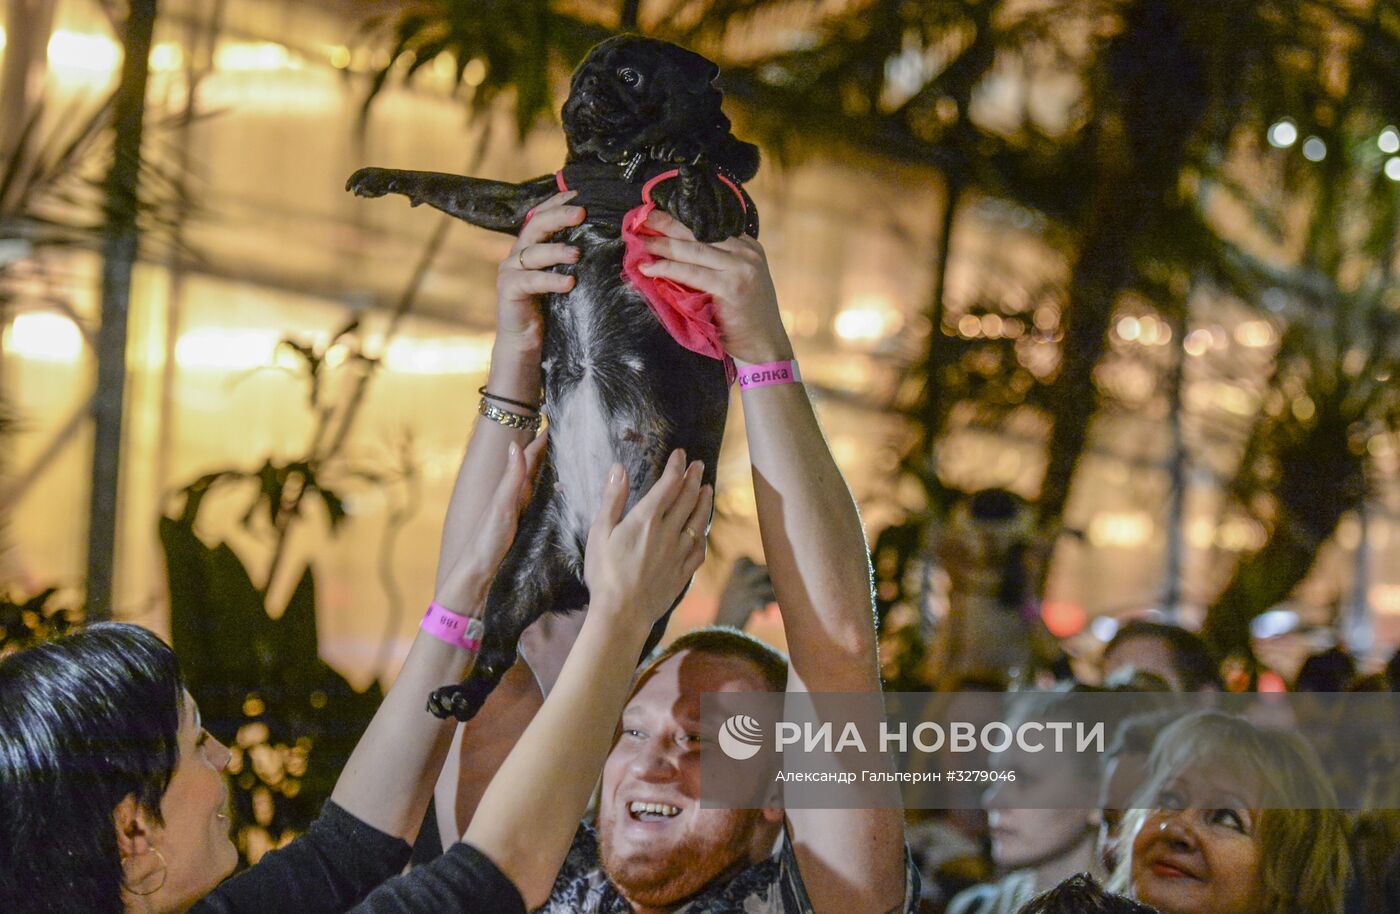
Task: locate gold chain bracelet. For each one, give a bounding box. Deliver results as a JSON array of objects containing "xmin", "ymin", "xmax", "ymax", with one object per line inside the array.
[{"xmin": 478, "ymin": 397, "xmax": 542, "ymax": 432}]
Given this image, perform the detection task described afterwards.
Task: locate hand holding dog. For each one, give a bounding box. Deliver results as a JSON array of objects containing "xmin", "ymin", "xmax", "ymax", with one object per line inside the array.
[
  {"xmin": 584, "ymin": 449, "xmax": 712, "ymax": 628},
  {"xmin": 637, "ymin": 208, "xmax": 794, "ymax": 365},
  {"xmin": 495, "ymin": 191, "xmax": 584, "ymax": 350}
]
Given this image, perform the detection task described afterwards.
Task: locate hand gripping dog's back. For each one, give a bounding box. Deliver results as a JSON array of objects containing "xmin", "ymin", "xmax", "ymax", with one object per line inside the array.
[{"xmin": 348, "ymin": 36, "xmax": 759, "ymax": 720}]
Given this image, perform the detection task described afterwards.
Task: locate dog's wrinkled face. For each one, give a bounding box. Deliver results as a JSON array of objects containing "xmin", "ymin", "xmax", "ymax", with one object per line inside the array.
[{"xmin": 563, "ymin": 36, "xmax": 754, "ymax": 179}]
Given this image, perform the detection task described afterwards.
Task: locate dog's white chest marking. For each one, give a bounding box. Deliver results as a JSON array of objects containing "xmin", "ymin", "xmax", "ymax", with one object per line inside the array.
[
  {"xmin": 551, "ymin": 378, "xmax": 614, "ymax": 561},
  {"xmin": 547, "ymin": 283, "xmax": 618, "ymax": 563}
]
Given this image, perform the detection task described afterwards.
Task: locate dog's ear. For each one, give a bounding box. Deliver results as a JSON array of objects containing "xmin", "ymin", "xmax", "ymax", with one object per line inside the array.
[{"xmin": 713, "ymin": 135, "xmax": 760, "ymax": 183}]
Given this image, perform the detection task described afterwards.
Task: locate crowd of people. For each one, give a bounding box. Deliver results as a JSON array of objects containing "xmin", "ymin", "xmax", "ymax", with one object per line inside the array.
[{"xmin": 1, "ymin": 192, "xmax": 1397, "ymax": 914}]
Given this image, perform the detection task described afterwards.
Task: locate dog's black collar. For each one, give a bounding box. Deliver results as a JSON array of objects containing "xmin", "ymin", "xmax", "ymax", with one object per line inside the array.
[
  {"xmin": 618, "ymin": 146, "xmax": 706, "ymax": 181},
  {"xmin": 557, "ymin": 159, "xmax": 677, "ymax": 227}
]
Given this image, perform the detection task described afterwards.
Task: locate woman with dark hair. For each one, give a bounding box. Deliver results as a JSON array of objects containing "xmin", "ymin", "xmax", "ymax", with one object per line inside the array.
[
  {"xmin": 0, "ymin": 191, "xmax": 712, "ymax": 914},
  {"xmin": 1, "ymin": 622, "xmax": 230, "ymax": 910}
]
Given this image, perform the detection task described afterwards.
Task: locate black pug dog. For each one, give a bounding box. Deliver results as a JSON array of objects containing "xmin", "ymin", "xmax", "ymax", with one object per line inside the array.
[{"xmin": 347, "ymin": 35, "xmax": 759, "ymax": 721}]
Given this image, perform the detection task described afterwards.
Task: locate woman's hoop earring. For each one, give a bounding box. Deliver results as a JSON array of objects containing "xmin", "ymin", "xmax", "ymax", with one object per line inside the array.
[{"xmin": 122, "ymin": 848, "xmax": 168, "ymax": 897}]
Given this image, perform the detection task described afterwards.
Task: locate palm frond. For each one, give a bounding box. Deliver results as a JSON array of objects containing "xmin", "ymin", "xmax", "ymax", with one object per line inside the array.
[
  {"xmin": 0, "ymin": 93, "xmax": 205, "ymax": 260},
  {"xmin": 358, "ymin": 0, "xmax": 611, "ymax": 139}
]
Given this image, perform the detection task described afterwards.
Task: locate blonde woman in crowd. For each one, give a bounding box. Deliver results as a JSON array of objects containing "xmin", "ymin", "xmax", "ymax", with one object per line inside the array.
[{"xmin": 1110, "ymin": 711, "xmax": 1349, "ymax": 914}]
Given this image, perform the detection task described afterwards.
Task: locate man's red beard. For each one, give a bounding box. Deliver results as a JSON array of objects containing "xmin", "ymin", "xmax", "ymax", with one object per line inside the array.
[{"xmin": 599, "ymin": 808, "xmax": 766, "ymax": 908}]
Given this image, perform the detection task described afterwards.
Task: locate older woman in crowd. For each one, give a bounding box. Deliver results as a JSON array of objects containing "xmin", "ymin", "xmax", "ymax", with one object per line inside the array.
[{"xmin": 1111, "ymin": 711, "xmax": 1349, "ymax": 914}]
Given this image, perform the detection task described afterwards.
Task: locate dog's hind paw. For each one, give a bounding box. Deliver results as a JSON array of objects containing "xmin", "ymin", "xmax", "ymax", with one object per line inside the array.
[{"xmin": 425, "ymin": 663, "xmax": 505, "ymax": 722}]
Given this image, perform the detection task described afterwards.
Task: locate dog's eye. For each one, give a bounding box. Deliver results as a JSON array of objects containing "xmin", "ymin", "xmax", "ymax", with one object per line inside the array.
[{"xmin": 618, "ymin": 67, "xmax": 642, "ymax": 88}]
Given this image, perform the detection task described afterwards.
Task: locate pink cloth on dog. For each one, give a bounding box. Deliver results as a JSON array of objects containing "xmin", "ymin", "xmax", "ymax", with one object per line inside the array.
[{"xmin": 619, "ymin": 169, "xmax": 744, "ymax": 385}]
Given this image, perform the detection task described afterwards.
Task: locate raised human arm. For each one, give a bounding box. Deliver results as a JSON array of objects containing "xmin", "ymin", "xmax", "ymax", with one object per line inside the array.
[
  {"xmin": 434, "ymin": 192, "xmax": 583, "ymax": 593},
  {"xmin": 464, "ymin": 451, "xmax": 711, "ymax": 909},
  {"xmin": 640, "ymin": 211, "xmax": 909, "ymax": 914},
  {"xmin": 639, "ymin": 211, "xmax": 876, "ymax": 686},
  {"xmin": 424, "ymin": 194, "xmax": 591, "ymax": 846},
  {"xmin": 328, "ymin": 433, "xmax": 546, "ymax": 841},
  {"xmin": 327, "ymin": 192, "xmax": 582, "ymax": 840}
]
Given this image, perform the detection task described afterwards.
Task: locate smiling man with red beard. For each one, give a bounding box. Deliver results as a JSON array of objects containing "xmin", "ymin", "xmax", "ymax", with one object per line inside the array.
[
  {"xmin": 433, "ymin": 211, "xmax": 917, "ymax": 914},
  {"xmin": 542, "ymin": 635, "xmax": 795, "ymax": 913},
  {"xmin": 599, "ymin": 647, "xmax": 782, "ymax": 896}
]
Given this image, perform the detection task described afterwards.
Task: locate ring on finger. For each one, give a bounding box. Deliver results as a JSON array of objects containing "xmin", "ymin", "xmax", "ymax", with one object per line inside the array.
[
  {"xmin": 684, "ymin": 526, "xmax": 700, "ymax": 542},
  {"xmin": 516, "ymin": 248, "xmax": 527, "ymax": 270}
]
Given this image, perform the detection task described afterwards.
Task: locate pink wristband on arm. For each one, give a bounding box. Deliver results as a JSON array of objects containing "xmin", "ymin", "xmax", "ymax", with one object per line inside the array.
[
  {"xmin": 736, "ymin": 360, "xmax": 801, "ymax": 391},
  {"xmin": 421, "ymin": 601, "xmax": 485, "ymax": 652}
]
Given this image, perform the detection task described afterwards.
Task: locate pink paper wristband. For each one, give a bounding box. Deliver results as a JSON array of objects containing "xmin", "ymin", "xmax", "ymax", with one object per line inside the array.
[
  {"xmin": 421, "ymin": 601, "xmax": 485, "ymax": 652},
  {"xmin": 736, "ymin": 359, "xmax": 801, "ymax": 391}
]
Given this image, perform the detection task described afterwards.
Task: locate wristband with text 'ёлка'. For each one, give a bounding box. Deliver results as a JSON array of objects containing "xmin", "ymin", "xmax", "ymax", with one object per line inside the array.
[
  {"xmin": 421, "ymin": 601, "xmax": 485, "ymax": 652},
  {"xmin": 736, "ymin": 360, "xmax": 801, "ymax": 392}
]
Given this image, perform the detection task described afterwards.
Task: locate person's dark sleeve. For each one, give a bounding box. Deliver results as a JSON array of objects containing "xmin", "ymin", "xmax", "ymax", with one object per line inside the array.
[
  {"xmin": 345, "ymin": 840, "xmax": 525, "ymax": 914},
  {"xmin": 192, "ymin": 801, "xmax": 412, "ymax": 914}
]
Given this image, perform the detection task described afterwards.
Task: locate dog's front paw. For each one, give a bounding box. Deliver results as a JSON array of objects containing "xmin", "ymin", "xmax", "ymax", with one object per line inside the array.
[
  {"xmin": 652, "ymin": 165, "xmax": 748, "ymax": 243},
  {"xmin": 346, "ymin": 167, "xmax": 400, "ymax": 199}
]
